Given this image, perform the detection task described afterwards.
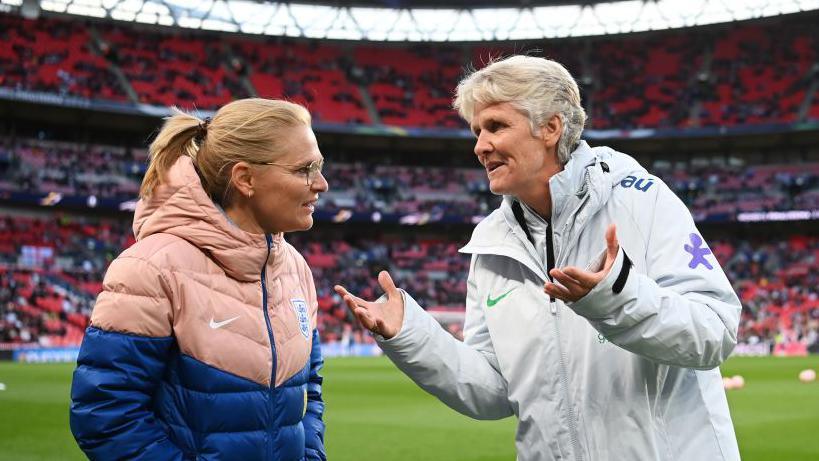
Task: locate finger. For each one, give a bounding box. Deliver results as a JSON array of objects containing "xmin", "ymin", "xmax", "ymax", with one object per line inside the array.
[
  {"xmin": 334, "ymin": 285, "xmax": 351, "ymax": 298},
  {"xmin": 605, "ymin": 224, "xmax": 619, "ymax": 260},
  {"xmin": 550, "ymin": 268, "xmax": 584, "ymax": 288},
  {"xmin": 338, "ymin": 292, "xmax": 372, "ymax": 317},
  {"xmin": 353, "ymin": 307, "xmax": 378, "ymax": 332},
  {"xmin": 334, "ymin": 285, "xmax": 370, "ymax": 307},
  {"xmin": 338, "ymin": 293, "xmax": 360, "ymax": 313},
  {"xmin": 344, "ymin": 296, "xmax": 379, "ymax": 332},
  {"xmin": 335, "ymin": 286, "xmax": 375, "ymax": 308},
  {"xmin": 561, "ymin": 266, "xmax": 600, "ymax": 289},
  {"xmin": 550, "ymin": 269, "xmax": 589, "ymax": 298},
  {"xmin": 543, "ymin": 281, "xmax": 573, "ymax": 300},
  {"xmin": 378, "ymin": 271, "xmax": 400, "ymax": 299}
]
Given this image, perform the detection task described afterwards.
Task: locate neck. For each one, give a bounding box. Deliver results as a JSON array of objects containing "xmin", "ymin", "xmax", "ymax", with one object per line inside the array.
[
  {"xmin": 517, "ymin": 156, "xmax": 563, "ymax": 220},
  {"xmin": 224, "ymin": 204, "xmax": 265, "ymax": 235},
  {"xmin": 518, "ymin": 186, "xmax": 552, "ymax": 220}
]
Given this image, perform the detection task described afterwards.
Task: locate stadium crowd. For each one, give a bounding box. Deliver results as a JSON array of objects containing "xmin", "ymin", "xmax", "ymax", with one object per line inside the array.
[
  {"xmin": 1, "ymin": 9, "xmax": 818, "ymax": 355},
  {"xmin": 2, "ymin": 137, "xmax": 819, "ymax": 222},
  {"xmin": 0, "ymin": 215, "xmax": 131, "ymax": 346},
  {"xmin": 2, "ymin": 13, "xmax": 819, "ymax": 129},
  {"xmin": 0, "ymin": 212, "xmax": 816, "ymax": 353},
  {"xmin": 719, "ymin": 235, "xmax": 819, "ymax": 353},
  {"xmin": 0, "ymin": 139, "xmax": 144, "ymax": 199}
]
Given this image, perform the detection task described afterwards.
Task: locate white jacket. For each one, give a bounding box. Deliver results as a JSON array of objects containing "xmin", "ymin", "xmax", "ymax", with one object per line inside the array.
[{"xmin": 378, "ymin": 141, "xmax": 742, "ymax": 461}]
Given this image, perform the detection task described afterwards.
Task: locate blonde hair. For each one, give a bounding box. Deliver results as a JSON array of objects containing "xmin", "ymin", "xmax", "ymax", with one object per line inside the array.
[
  {"xmin": 140, "ymin": 98, "xmax": 311, "ymax": 204},
  {"xmin": 454, "ymin": 55, "xmax": 587, "ymax": 164}
]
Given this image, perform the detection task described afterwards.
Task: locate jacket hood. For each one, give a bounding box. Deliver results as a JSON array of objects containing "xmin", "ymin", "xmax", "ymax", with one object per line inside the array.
[
  {"xmin": 463, "ymin": 141, "xmax": 647, "ymax": 254},
  {"xmin": 547, "ymin": 140, "xmax": 646, "ymax": 216},
  {"xmin": 133, "ymin": 155, "xmax": 282, "ymax": 282}
]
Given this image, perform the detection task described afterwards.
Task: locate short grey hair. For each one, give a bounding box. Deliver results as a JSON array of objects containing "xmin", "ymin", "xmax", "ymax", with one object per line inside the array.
[{"xmin": 454, "ymin": 55, "xmax": 587, "ymax": 165}]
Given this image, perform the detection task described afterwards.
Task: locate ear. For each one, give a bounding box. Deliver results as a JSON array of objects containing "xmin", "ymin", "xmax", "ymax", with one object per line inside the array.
[
  {"xmin": 539, "ymin": 114, "xmax": 563, "ymax": 150},
  {"xmin": 229, "ymin": 162, "xmax": 255, "ymax": 199}
]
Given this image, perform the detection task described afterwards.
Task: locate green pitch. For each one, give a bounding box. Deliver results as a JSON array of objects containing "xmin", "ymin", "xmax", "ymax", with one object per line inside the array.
[{"xmin": 0, "ymin": 356, "xmax": 817, "ymax": 460}]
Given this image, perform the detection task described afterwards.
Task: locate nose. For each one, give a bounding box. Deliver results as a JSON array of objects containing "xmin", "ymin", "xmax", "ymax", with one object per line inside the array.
[
  {"xmin": 473, "ymin": 131, "xmax": 493, "ymax": 161},
  {"xmin": 311, "ymin": 170, "xmax": 329, "ymax": 193}
]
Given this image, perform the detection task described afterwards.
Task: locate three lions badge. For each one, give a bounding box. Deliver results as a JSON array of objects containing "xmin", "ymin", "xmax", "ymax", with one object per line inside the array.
[{"xmin": 290, "ymin": 298, "xmax": 310, "ymax": 340}]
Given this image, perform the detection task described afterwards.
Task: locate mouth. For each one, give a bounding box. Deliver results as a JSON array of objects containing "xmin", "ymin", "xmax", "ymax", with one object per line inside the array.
[
  {"xmin": 485, "ymin": 160, "xmax": 506, "ymax": 176},
  {"xmin": 303, "ymin": 198, "xmax": 318, "ymax": 212}
]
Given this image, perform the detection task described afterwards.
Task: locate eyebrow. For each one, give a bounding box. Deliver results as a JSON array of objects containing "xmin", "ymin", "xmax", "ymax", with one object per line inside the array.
[
  {"xmin": 298, "ymin": 157, "xmax": 323, "ymax": 168},
  {"xmin": 472, "ymin": 116, "xmax": 501, "ymax": 136}
]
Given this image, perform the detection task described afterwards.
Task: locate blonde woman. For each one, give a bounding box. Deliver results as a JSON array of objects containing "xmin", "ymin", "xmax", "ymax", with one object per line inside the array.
[{"xmin": 70, "ymin": 98, "xmax": 329, "ymax": 461}]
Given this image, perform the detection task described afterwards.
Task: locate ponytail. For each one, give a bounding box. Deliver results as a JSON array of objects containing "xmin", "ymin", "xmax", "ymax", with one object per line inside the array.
[{"xmin": 139, "ymin": 108, "xmax": 205, "ymax": 198}]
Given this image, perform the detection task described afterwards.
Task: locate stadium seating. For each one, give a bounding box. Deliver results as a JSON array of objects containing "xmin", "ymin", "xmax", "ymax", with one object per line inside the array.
[
  {"xmin": 97, "ymin": 24, "xmax": 251, "ymax": 108},
  {"xmin": 2, "ymin": 137, "xmax": 819, "ymax": 223},
  {"xmin": 0, "ymin": 210, "xmax": 816, "ymax": 351},
  {"xmin": 2, "ymin": 13, "xmax": 818, "ymax": 129},
  {"xmin": 720, "ymin": 235, "xmax": 819, "ymax": 349},
  {"xmin": 0, "ymin": 138, "xmax": 145, "ymax": 199},
  {"xmin": 0, "ymin": 214, "xmax": 130, "ymax": 346},
  {"xmin": 230, "ymin": 38, "xmax": 371, "ymax": 124},
  {"xmin": 354, "ymin": 44, "xmax": 463, "ymax": 127},
  {"xmin": 0, "ymin": 10, "xmax": 817, "ymax": 351},
  {"xmin": 0, "ymin": 15, "xmax": 126, "ymax": 101},
  {"xmin": 698, "ymin": 23, "xmax": 816, "ymax": 126},
  {"xmin": 654, "ymin": 160, "xmax": 819, "ymax": 221}
]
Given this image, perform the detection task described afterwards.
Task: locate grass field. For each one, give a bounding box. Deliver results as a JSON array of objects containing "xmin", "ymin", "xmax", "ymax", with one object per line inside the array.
[{"xmin": 0, "ymin": 356, "xmax": 818, "ymax": 460}]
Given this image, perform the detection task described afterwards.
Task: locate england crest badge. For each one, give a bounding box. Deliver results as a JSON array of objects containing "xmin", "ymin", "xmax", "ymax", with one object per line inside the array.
[{"xmin": 290, "ymin": 298, "xmax": 310, "ymax": 340}]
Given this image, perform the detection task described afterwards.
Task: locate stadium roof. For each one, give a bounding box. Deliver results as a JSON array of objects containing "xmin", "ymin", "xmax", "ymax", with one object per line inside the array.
[
  {"xmin": 295, "ymin": 1, "xmax": 617, "ymax": 8},
  {"xmin": 3, "ymin": 0, "xmax": 819, "ymax": 41}
]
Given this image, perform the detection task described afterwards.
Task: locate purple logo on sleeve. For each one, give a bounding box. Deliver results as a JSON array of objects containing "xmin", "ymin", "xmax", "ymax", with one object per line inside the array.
[{"xmin": 684, "ymin": 233, "xmax": 714, "ymax": 270}]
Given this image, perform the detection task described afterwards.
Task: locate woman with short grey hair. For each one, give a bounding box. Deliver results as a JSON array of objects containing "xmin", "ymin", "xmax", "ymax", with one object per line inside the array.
[
  {"xmin": 454, "ymin": 55, "xmax": 587, "ymax": 165},
  {"xmin": 337, "ymin": 55, "xmax": 741, "ymax": 461}
]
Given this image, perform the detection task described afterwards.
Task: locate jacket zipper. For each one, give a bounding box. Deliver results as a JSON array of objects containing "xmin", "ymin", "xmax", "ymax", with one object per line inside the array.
[
  {"xmin": 260, "ymin": 234, "xmax": 277, "ymax": 460},
  {"xmin": 547, "ymin": 222, "xmax": 584, "ymax": 461},
  {"xmin": 545, "ymin": 221, "xmax": 557, "ymax": 313},
  {"xmin": 261, "ymin": 234, "xmax": 277, "ymax": 388}
]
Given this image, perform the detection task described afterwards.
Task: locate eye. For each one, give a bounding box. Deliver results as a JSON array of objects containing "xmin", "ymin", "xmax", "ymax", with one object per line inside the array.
[{"xmin": 488, "ymin": 121, "xmax": 504, "ymax": 132}]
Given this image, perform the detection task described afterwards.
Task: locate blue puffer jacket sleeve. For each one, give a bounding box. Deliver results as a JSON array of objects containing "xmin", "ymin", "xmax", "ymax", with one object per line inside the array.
[
  {"xmin": 70, "ymin": 327, "xmax": 186, "ymax": 460},
  {"xmin": 303, "ymin": 328, "xmax": 326, "ymax": 461}
]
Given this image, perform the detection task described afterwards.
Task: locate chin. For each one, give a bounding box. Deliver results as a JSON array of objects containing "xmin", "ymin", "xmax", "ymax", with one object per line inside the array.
[
  {"xmin": 270, "ymin": 219, "xmax": 313, "ymax": 234},
  {"xmin": 489, "ymin": 182, "xmax": 509, "ymax": 196},
  {"xmin": 298, "ymin": 216, "xmax": 314, "ymax": 231}
]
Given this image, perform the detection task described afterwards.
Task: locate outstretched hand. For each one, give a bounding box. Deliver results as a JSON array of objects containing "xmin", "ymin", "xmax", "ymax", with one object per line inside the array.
[
  {"xmin": 543, "ymin": 224, "xmax": 619, "ymax": 303},
  {"xmin": 334, "ymin": 271, "xmax": 405, "ymax": 339}
]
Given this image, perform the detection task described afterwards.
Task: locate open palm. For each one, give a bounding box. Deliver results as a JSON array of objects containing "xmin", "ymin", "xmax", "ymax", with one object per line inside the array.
[
  {"xmin": 334, "ymin": 271, "xmax": 404, "ymax": 339},
  {"xmin": 543, "ymin": 224, "xmax": 620, "ymax": 302}
]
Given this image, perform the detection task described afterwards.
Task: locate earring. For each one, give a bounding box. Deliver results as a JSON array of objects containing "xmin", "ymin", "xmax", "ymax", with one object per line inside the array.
[{"xmin": 247, "ymin": 190, "xmax": 254, "ymax": 198}]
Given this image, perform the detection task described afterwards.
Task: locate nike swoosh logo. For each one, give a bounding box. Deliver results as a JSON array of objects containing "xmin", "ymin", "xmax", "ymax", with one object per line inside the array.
[
  {"xmin": 486, "ymin": 287, "xmax": 517, "ymax": 308},
  {"xmin": 209, "ymin": 315, "xmax": 241, "ymax": 329}
]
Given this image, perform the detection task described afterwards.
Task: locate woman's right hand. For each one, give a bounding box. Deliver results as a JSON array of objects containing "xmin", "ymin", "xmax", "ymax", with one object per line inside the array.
[{"xmin": 334, "ymin": 271, "xmax": 404, "ymax": 339}]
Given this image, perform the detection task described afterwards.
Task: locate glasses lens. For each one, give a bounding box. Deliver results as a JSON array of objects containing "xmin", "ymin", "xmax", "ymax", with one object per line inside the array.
[{"xmin": 307, "ymin": 160, "xmax": 324, "ymax": 185}]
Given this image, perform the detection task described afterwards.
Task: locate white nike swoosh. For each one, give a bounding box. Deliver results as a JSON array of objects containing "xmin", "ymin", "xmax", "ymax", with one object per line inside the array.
[{"xmin": 209, "ymin": 315, "xmax": 241, "ymax": 329}]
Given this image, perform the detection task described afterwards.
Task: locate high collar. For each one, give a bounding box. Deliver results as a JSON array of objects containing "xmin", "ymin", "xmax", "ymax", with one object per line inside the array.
[{"xmin": 132, "ymin": 156, "xmax": 283, "ymax": 282}]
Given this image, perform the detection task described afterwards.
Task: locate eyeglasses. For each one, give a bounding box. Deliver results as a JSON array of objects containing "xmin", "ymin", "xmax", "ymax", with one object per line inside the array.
[{"xmin": 254, "ymin": 159, "xmax": 324, "ymax": 187}]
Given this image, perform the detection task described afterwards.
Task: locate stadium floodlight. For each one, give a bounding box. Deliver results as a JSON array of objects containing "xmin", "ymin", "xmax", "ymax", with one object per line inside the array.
[{"xmin": 8, "ymin": 0, "xmax": 819, "ymax": 41}]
